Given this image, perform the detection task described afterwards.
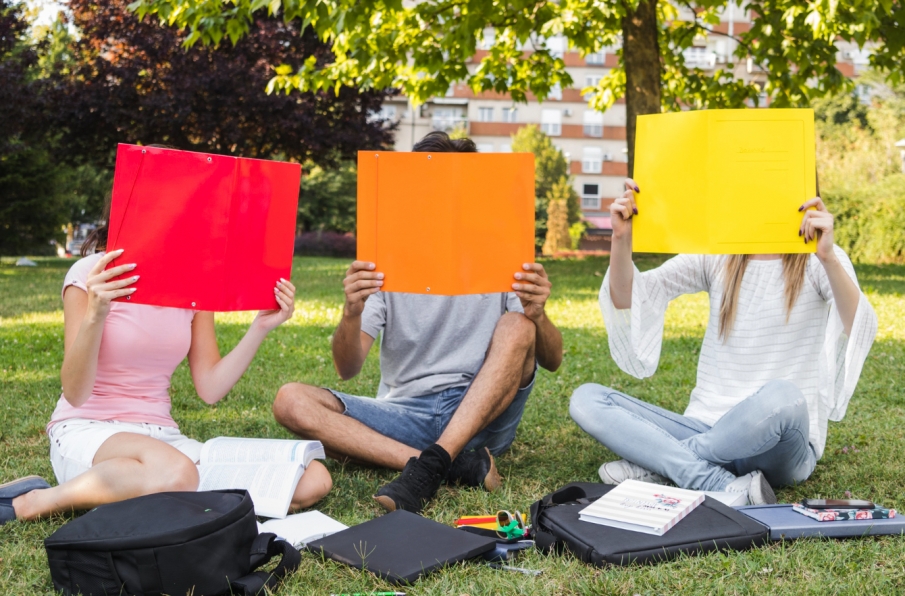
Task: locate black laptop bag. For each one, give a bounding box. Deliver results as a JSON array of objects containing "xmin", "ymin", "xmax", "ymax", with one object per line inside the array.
[
  {"xmin": 44, "ymin": 490, "xmax": 301, "ymax": 596},
  {"xmin": 530, "ymin": 482, "xmax": 769, "ymax": 566}
]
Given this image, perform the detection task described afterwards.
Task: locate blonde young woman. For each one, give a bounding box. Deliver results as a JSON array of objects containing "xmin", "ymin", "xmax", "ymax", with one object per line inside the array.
[{"xmin": 569, "ymin": 178, "xmax": 878, "ymax": 504}]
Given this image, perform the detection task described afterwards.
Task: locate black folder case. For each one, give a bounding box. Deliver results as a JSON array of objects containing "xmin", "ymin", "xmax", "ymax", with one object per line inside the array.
[{"xmin": 306, "ymin": 510, "xmax": 497, "ymax": 584}]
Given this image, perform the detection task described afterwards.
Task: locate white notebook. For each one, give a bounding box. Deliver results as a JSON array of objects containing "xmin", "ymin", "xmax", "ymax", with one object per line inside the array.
[
  {"xmin": 257, "ymin": 510, "xmax": 348, "ymax": 548},
  {"xmin": 579, "ymin": 480, "xmax": 705, "ymax": 536}
]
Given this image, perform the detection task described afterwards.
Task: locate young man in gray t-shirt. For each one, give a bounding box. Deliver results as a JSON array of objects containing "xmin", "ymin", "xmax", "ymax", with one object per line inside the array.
[{"xmin": 273, "ymin": 131, "xmax": 563, "ymax": 514}]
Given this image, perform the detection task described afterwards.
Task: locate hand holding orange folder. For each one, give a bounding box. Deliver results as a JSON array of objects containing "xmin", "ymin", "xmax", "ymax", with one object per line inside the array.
[
  {"xmin": 356, "ymin": 151, "xmax": 535, "ymax": 295},
  {"xmin": 106, "ymin": 144, "xmax": 300, "ymax": 311}
]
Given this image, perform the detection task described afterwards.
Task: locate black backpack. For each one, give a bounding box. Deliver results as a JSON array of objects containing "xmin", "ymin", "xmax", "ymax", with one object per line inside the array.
[
  {"xmin": 530, "ymin": 482, "xmax": 769, "ymax": 566},
  {"xmin": 44, "ymin": 490, "xmax": 301, "ymax": 596}
]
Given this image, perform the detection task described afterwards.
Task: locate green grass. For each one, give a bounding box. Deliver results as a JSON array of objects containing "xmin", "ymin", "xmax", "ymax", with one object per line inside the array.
[{"xmin": 2, "ymin": 255, "xmax": 905, "ymax": 594}]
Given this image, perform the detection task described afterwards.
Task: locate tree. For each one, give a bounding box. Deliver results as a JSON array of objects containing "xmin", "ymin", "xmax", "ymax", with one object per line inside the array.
[
  {"xmin": 48, "ymin": 0, "xmax": 397, "ymax": 170},
  {"xmin": 542, "ymin": 182, "xmax": 572, "ymax": 256},
  {"xmin": 0, "ymin": 0, "xmax": 69, "ymax": 254},
  {"xmin": 298, "ymin": 162, "xmax": 357, "ymax": 233},
  {"xmin": 510, "ymin": 124, "xmax": 580, "ymax": 250},
  {"xmin": 133, "ymin": 0, "xmax": 905, "ymax": 174}
]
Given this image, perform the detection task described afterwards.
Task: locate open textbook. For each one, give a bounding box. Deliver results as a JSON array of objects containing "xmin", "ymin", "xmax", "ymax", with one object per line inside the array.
[
  {"xmin": 257, "ymin": 510, "xmax": 348, "ymax": 548},
  {"xmin": 197, "ymin": 437, "xmax": 325, "ymax": 519}
]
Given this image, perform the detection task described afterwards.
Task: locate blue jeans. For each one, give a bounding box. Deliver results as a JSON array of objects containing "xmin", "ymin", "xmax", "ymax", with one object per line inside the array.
[
  {"xmin": 329, "ymin": 370, "xmax": 535, "ymax": 456},
  {"xmin": 569, "ymin": 380, "xmax": 817, "ymax": 491}
]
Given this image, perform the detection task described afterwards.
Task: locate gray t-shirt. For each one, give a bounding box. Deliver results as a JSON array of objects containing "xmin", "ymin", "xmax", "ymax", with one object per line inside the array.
[{"xmin": 360, "ymin": 291, "xmax": 524, "ymax": 399}]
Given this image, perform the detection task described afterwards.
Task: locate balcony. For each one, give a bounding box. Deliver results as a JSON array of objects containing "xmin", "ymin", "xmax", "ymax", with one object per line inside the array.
[
  {"xmin": 540, "ymin": 122, "xmax": 562, "ymax": 136},
  {"xmin": 683, "ymin": 47, "xmax": 717, "ymax": 69},
  {"xmin": 431, "ymin": 117, "xmax": 468, "ymax": 132},
  {"xmin": 583, "ymin": 124, "xmax": 603, "ymax": 138}
]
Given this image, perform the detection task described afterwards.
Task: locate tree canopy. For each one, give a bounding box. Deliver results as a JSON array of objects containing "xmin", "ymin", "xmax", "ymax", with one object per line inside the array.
[
  {"xmin": 49, "ymin": 0, "xmax": 397, "ymax": 168},
  {"xmin": 133, "ymin": 0, "xmax": 905, "ymax": 170}
]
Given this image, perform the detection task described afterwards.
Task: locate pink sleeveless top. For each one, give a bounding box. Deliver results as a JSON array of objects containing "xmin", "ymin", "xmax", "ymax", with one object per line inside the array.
[{"xmin": 48, "ymin": 253, "xmax": 197, "ymax": 430}]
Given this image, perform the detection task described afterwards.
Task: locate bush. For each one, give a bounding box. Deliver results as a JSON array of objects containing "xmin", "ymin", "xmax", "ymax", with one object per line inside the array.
[
  {"xmin": 299, "ymin": 162, "xmax": 357, "ymax": 234},
  {"xmin": 827, "ymin": 174, "xmax": 905, "ymax": 264},
  {"xmin": 293, "ymin": 231, "xmax": 356, "ymax": 257}
]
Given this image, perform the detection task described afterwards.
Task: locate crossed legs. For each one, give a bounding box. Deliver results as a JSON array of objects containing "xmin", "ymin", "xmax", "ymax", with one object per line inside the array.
[
  {"xmin": 12, "ymin": 432, "xmax": 332, "ymax": 520},
  {"xmin": 273, "ymin": 312, "xmax": 537, "ymax": 470}
]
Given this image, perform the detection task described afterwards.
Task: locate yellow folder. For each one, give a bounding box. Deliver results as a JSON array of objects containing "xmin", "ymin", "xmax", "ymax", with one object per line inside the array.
[{"xmin": 633, "ymin": 109, "xmax": 816, "ymax": 254}]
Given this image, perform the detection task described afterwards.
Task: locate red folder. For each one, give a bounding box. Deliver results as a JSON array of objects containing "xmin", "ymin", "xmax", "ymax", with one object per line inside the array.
[{"xmin": 106, "ymin": 144, "xmax": 300, "ymax": 311}]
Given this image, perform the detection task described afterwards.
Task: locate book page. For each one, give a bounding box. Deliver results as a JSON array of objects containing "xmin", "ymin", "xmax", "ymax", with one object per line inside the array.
[
  {"xmin": 200, "ymin": 437, "xmax": 325, "ymax": 467},
  {"xmin": 260, "ymin": 511, "xmax": 349, "ymax": 547},
  {"xmin": 198, "ymin": 462, "xmax": 303, "ymax": 519}
]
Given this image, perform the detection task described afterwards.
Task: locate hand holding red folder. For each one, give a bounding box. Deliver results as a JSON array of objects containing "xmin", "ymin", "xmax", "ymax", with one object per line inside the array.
[{"xmin": 106, "ymin": 144, "xmax": 301, "ymax": 311}]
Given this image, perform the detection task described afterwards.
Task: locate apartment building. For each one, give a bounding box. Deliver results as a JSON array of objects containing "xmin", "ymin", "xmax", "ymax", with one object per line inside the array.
[{"xmin": 377, "ymin": 3, "xmax": 872, "ymax": 235}]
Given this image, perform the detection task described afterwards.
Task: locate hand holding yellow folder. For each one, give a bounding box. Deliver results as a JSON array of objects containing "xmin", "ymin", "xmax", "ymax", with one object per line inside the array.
[{"xmin": 632, "ymin": 109, "xmax": 816, "ymax": 254}]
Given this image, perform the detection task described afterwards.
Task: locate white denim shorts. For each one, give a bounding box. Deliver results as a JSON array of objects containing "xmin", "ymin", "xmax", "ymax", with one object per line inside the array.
[{"xmin": 48, "ymin": 418, "xmax": 203, "ymax": 485}]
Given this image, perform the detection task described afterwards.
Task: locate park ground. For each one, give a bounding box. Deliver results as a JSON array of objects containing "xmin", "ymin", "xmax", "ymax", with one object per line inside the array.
[{"xmin": 1, "ymin": 255, "xmax": 904, "ymax": 594}]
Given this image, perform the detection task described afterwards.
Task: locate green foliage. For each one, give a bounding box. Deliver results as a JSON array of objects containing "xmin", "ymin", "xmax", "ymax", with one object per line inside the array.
[
  {"xmin": 3, "ymin": 256, "xmax": 905, "ymax": 592},
  {"xmin": 815, "ymin": 78, "xmax": 905, "ymax": 263},
  {"xmin": 0, "ymin": 147, "xmax": 67, "ymax": 255},
  {"xmin": 298, "ymin": 162, "xmax": 357, "ymax": 233},
  {"xmin": 511, "ymin": 125, "xmax": 580, "ymax": 250},
  {"xmin": 131, "ymin": 0, "xmax": 905, "ymax": 112},
  {"xmin": 569, "ymin": 221, "xmax": 587, "ymax": 250}
]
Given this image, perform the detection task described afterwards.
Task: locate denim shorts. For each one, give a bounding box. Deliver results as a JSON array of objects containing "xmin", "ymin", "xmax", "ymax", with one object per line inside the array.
[{"xmin": 328, "ymin": 369, "xmax": 536, "ymax": 455}]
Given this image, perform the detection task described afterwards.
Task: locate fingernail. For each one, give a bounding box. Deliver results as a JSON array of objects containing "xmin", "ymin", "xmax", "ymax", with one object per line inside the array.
[
  {"xmin": 368, "ymin": 263, "xmax": 375, "ymax": 270},
  {"xmin": 377, "ymin": 272, "xmax": 384, "ymax": 279},
  {"xmin": 133, "ymin": 275, "xmax": 139, "ymax": 280},
  {"xmin": 633, "ymin": 185, "xmax": 640, "ymax": 193},
  {"xmin": 633, "ymin": 207, "xmax": 638, "ymax": 215},
  {"xmin": 798, "ymin": 230, "xmax": 802, "ymax": 236},
  {"xmin": 798, "ymin": 206, "xmax": 803, "ymax": 212},
  {"xmin": 523, "ymin": 263, "xmax": 531, "ymax": 270},
  {"xmin": 515, "ymin": 273, "xmax": 522, "ymax": 280},
  {"xmin": 128, "ymin": 263, "xmax": 137, "ymax": 269},
  {"xmin": 130, "ymin": 288, "xmax": 137, "ymax": 292},
  {"xmin": 513, "ymin": 284, "xmax": 520, "ymax": 290},
  {"xmin": 377, "ymin": 281, "xmax": 383, "ymax": 285}
]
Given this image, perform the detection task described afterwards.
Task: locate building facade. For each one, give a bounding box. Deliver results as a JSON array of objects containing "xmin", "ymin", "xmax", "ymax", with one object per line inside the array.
[{"xmin": 378, "ymin": 3, "xmax": 871, "ymax": 233}]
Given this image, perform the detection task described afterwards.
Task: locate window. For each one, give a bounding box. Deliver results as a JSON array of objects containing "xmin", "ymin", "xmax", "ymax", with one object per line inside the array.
[
  {"xmin": 369, "ymin": 105, "xmax": 397, "ymax": 122},
  {"xmin": 683, "ymin": 46, "xmax": 716, "ymax": 68},
  {"xmin": 549, "ymin": 83, "xmax": 562, "ymax": 101},
  {"xmin": 477, "ymin": 143, "xmax": 494, "ymax": 153},
  {"xmin": 582, "ymin": 183, "xmax": 601, "ymax": 210},
  {"xmin": 583, "ymin": 110, "xmax": 603, "ymax": 137},
  {"xmin": 479, "ymin": 28, "xmax": 495, "ymax": 50},
  {"xmin": 546, "ymin": 35, "xmax": 565, "ymax": 58},
  {"xmin": 586, "ymin": 51, "xmax": 605, "ymax": 65},
  {"xmin": 540, "ymin": 109, "xmax": 562, "ymax": 136},
  {"xmin": 499, "ymin": 143, "xmax": 512, "ymax": 153},
  {"xmin": 502, "ymin": 107, "xmax": 518, "ymax": 123},
  {"xmin": 478, "ymin": 107, "xmax": 494, "ymax": 122},
  {"xmin": 584, "ymin": 74, "xmax": 603, "ymax": 100},
  {"xmin": 582, "ymin": 147, "xmax": 603, "ymax": 174},
  {"xmin": 431, "ymin": 107, "xmax": 466, "ymax": 131}
]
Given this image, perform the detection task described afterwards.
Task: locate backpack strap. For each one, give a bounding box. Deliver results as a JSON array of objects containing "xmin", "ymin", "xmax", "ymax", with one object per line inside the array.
[
  {"xmin": 530, "ymin": 485, "xmax": 588, "ymax": 553},
  {"xmin": 230, "ymin": 533, "xmax": 302, "ymax": 596}
]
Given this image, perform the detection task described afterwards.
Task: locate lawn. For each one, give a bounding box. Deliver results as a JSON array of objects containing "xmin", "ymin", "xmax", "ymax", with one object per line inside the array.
[{"xmin": 1, "ymin": 255, "xmax": 904, "ymax": 594}]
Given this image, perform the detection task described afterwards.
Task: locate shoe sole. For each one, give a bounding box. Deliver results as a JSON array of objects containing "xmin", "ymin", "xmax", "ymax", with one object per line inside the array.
[
  {"xmin": 373, "ymin": 495, "xmax": 398, "ymax": 513},
  {"xmin": 0, "ymin": 475, "xmax": 48, "ymax": 499},
  {"xmin": 483, "ymin": 450, "xmax": 502, "ymax": 492}
]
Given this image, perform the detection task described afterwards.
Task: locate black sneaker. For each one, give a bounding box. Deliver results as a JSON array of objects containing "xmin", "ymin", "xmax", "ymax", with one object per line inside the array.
[
  {"xmin": 373, "ymin": 456, "xmax": 445, "ymax": 514},
  {"xmin": 447, "ymin": 447, "xmax": 502, "ymax": 492}
]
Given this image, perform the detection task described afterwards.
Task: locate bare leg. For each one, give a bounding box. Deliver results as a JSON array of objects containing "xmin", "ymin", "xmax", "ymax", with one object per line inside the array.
[
  {"xmin": 273, "ymin": 384, "xmax": 419, "ymax": 471},
  {"xmin": 288, "ymin": 461, "xmax": 333, "ymax": 511},
  {"xmin": 12, "ymin": 433, "xmax": 199, "ymax": 520},
  {"xmin": 436, "ymin": 312, "xmax": 535, "ymax": 459}
]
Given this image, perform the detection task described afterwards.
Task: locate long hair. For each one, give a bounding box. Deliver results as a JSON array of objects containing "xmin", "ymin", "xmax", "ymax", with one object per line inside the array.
[{"xmin": 718, "ymin": 253, "xmax": 810, "ymax": 341}]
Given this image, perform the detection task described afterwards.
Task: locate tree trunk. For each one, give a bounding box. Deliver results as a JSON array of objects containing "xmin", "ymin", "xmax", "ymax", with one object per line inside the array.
[{"xmin": 622, "ymin": 0, "xmax": 661, "ymax": 177}]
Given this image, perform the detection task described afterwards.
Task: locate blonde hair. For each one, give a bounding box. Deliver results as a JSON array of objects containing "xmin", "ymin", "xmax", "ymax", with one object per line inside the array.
[{"xmin": 718, "ymin": 254, "xmax": 810, "ymax": 341}]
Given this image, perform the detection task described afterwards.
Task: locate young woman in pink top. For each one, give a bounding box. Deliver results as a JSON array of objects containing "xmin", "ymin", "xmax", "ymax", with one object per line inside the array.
[{"xmin": 1, "ymin": 234, "xmax": 332, "ymax": 524}]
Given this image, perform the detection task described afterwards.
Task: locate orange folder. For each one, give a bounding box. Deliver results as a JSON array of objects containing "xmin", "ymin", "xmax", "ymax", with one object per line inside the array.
[
  {"xmin": 106, "ymin": 144, "xmax": 301, "ymax": 311},
  {"xmin": 357, "ymin": 151, "xmax": 535, "ymax": 295}
]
